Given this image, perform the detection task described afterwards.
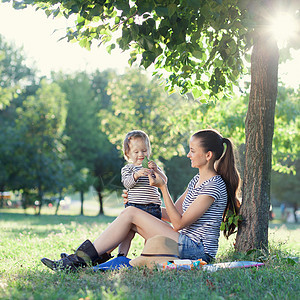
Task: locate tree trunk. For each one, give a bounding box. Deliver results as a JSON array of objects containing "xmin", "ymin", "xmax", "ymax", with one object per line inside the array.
[
  {"xmin": 293, "ymin": 203, "xmax": 298, "ymax": 224},
  {"xmin": 0, "ymin": 187, "xmax": 4, "ymax": 208},
  {"xmin": 97, "ymin": 188, "xmax": 104, "ymax": 215},
  {"xmin": 98, "ymin": 192, "xmax": 104, "ymax": 216},
  {"xmin": 22, "ymin": 191, "xmax": 27, "ymax": 214},
  {"xmin": 80, "ymin": 190, "xmax": 84, "ymax": 215},
  {"xmin": 235, "ymin": 29, "xmax": 279, "ymax": 252},
  {"xmin": 37, "ymin": 184, "xmax": 43, "ymax": 215},
  {"xmin": 55, "ymin": 190, "xmax": 62, "ymax": 215}
]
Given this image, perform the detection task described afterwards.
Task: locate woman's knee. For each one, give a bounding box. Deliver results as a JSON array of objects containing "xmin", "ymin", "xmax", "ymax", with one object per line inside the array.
[{"xmin": 119, "ymin": 206, "xmax": 139, "ymax": 219}]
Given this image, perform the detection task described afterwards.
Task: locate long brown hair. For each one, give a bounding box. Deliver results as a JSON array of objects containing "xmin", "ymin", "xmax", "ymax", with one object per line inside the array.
[{"xmin": 192, "ymin": 129, "xmax": 241, "ymax": 238}]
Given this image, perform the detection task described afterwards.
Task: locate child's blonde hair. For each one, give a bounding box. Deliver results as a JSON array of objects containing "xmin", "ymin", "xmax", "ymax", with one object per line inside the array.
[{"xmin": 123, "ymin": 130, "xmax": 151, "ymax": 161}]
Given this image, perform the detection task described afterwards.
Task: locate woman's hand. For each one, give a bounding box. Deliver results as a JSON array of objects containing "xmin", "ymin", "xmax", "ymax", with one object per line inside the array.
[
  {"xmin": 148, "ymin": 160, "xmax": 158, "ymax": 171},
  {"xmin": 122, "ymin": 189, "xmax": 128, "ymax": 204},
  {"xmin": 148, "ymin": 170, "xmax": 167, "ymax": 188}
]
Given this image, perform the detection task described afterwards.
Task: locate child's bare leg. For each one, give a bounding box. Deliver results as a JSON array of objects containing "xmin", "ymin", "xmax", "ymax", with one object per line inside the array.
[{"xmin": 118, "ymin": 230, "xmax": 135, "ymax": 256}]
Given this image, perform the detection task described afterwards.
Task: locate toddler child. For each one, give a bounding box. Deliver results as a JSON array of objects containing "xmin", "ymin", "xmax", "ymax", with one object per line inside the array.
[{"xmin": 118, "ymin": 130, "xmax": 167, "ymax": 256}]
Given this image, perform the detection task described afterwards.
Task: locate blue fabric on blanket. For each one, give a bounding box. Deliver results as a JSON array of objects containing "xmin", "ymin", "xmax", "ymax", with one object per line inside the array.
[{"xmin": 92, "ymin": 256, "xmax": 132, "ymax": 271}]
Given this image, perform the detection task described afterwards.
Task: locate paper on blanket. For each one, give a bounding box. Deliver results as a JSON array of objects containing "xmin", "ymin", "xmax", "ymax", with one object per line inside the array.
[
  {"xmin": 157, "ymin": 260, "xmax": 264, "ymax": 272},
  {"xmin": 202, "ymin": 261, "xmax": 264, "ymax": 272}
]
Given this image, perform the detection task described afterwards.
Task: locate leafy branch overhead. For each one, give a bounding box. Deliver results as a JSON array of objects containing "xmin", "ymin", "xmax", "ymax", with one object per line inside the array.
[{"xmin": 9, "ymin": 0, "xmax": 256, "ymax": 101}]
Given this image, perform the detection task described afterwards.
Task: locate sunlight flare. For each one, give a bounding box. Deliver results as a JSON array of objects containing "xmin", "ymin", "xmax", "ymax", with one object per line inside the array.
[{"xmin": 268, "ymin": 11, "xmax": 299, "ymax": 47}]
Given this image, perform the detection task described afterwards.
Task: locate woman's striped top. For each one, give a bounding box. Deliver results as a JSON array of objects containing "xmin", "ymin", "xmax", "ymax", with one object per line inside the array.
[
  {"xmin": 179, "ymin": 174, "xmax": 227, "ymax": 258},
  {"xmin": 121, "ymin": 164, "xmax": 162, "ymax": 206}
]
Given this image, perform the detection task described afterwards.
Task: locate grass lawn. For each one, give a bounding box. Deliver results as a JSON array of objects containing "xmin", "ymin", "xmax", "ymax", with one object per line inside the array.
[{"xmin": 0, "ymin": 209, "xmax": 299, "ymax": 300}]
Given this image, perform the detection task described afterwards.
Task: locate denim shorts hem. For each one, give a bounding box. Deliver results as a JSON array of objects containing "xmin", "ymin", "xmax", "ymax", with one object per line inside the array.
[
  {"xmin": 178, "ymin": 233, "xmax": 213, "ymax": 263},
  {"xmin": 125, "ymin": 202, "xmax": 162, "ymax": 219}
]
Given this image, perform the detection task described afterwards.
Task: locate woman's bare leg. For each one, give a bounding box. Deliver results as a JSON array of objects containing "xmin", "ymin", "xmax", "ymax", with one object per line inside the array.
[{"xmin": 93, "ymin": 206, "xmax": 179, "ymax": 255}]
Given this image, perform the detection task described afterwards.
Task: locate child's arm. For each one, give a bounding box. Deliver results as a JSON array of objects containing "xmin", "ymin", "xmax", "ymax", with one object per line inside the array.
[
  {"xmin": 121, "ymin": 165, "xmax": 137, "ymax": 189},
  {"xmin": 133, "ymin": 168, "xmax": 152, "ymax": 181},
  {"xmin": 121, "ymin": 165, "xmax": 151, "ymax": 189}
]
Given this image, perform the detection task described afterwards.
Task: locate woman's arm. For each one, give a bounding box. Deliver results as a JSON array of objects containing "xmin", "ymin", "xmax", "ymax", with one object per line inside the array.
[
  {"xmin": 161, "ymin": 189, "xmax": 187, "ymax": 222},
  {"xmin": 160, "ymin": 185, "xmax": 214, "ymax": 231},
  {"xmin": 150, "ymin": 171, "xmax": 214, "ymax": 231}
]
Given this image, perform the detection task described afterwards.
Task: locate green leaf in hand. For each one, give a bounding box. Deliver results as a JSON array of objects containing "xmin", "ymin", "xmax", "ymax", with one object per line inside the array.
[{"xmin": 142, "ymin": 157, "xmax": 150, "ymax": 168}]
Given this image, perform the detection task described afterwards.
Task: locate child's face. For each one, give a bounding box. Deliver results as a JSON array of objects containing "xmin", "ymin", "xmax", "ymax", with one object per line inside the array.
[{"xmin": 127, "ymin": 137, "xmax": 149, "ymax": 166}]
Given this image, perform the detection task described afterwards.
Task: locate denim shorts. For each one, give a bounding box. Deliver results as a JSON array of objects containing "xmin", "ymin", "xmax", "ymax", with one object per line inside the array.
[
  {"xmin": 125, "ymin": 203, "xmax": 162, "ymax": 219},
  {"xmin": 178, "ymin": 233, "xmax": 213, "ymax": 263}
]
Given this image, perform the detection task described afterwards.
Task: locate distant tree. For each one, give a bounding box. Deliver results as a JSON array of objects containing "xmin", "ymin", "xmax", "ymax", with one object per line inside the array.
[
  {"xmin": 53, "ymin": 72, "xmax": 99, "ymax": 215},
  {"xmin": 99, "ymin": 68, "xmax": 191, "ymax": 160},
  {"xmin": 91, "ymin": 69, "xmax": 116, "ymax": 111},
  {"xmin": 0, "ymin": 125, "xmax": 20, "ymax": 207},
  {"xmin": 54, "ymin": 71, "xmax": 123, "ymax": 215},
  {"xmin": 272, "ymin": 86, "xmax": 300, "ymax": 174},
  {"xmin": 0, "ymin": 34, "xmax": 37, "ymax": 206},
  {"xmin": 89, "ymin": 69, "xmax": 124, "ymax": 214},
  {"xmin": 53, "ymin": 158, "xmax": 76, "ymax": 215},
  {"xmin": 14, "ymin": 79, "xmax": 66, "ymax": 214},
  {"xmin": 92, "ymin": 136, "xmax": 123, "ymax": 215},
  {"xmin": 0, "ymin": 34, "xmax": 35, "ymax": 108}
]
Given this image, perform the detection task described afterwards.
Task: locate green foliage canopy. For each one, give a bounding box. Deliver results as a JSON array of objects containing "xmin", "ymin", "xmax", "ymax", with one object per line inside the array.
[
  {"xmin": 7, "ymin": 0, "xmax": 257, "ymax": 101},
  {"xmin": 99, "ymin": 69, "xmax": 187, "ymax": 159}
]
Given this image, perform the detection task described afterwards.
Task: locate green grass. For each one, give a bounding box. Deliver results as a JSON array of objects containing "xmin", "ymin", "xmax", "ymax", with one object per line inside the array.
[{"xmin": 0, "ymin": 210, "xmax": 299, "ymax": 300}]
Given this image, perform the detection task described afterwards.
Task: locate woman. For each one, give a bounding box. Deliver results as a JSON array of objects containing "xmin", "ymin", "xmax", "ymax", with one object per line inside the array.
[{"xmin": 41, "ymin": 129, "xmax": 240, "ymax": 271}]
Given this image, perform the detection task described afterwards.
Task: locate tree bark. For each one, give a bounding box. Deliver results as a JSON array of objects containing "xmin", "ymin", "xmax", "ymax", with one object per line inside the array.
[{"xmin": 235, "ymin": 29, "xmax": 279, "ymax": 252}]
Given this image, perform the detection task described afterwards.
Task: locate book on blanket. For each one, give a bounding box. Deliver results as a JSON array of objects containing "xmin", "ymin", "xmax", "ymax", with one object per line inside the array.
[{"xmin": 157, "ymin": 259, "xmax": 264, "ymax": 271}]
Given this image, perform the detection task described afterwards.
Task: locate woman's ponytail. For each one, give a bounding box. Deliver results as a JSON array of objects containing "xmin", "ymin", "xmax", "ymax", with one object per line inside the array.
[
  {"xmin": 217, "ymin": 138, "xmax": 241, "ymax": 238},
  {"xmin": 192, "ymin": 130, "xmax": 241, "ymax": 238}
]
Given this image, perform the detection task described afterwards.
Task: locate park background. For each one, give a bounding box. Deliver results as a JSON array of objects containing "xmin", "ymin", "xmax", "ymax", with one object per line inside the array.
[{"xmin": 0, "ymin": 1, "xmax": 299, "ymax": 299}]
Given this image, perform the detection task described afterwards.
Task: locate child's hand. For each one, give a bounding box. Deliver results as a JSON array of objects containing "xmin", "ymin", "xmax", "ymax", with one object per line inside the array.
[
  {"xmin": 148, "ymin": 160, "xmax": 158, "ymax": 171},
  {"xmin": 134, "ymin": 168, "xmax": 151, "ymax": 180}
]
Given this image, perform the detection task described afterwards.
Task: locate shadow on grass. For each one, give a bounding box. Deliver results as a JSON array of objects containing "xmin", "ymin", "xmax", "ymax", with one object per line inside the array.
[
  {"xmin": 0, "ymin": 211, "xmax": 117, "ymax": 238},
  {"xmin": 0, "ymin": 211, "xmax": 116, "ymax": 225}
]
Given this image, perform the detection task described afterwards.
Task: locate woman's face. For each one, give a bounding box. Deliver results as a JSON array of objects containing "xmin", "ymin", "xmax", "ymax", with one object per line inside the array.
[{"xmin": 187, "ymin": 136, "xmax": 209, "ymax": 168}]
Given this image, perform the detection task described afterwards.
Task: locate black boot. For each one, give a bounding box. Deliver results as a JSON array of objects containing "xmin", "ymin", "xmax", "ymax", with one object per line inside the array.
[{"xmin": 41, "ymin": 240, "xmax": 112, "ymax": 272}]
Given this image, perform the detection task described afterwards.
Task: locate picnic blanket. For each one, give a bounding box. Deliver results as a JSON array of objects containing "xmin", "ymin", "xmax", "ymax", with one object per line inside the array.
[
  {"xmin": 92, "ymin": 256, "xmax": 264, "ymax": 272},
  {"xmin": 157, "ymin": 259, "xmax": 264, "ymax": 272}
]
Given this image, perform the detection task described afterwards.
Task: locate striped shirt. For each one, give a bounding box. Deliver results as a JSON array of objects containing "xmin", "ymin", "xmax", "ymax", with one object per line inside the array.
[
  {"xmin": 121, "ymin": 164, "xmax": 162, "ymax": 206},
  {"xmin": 179, "ymin": 174, "xmax": 227, "ymax": 258}
]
